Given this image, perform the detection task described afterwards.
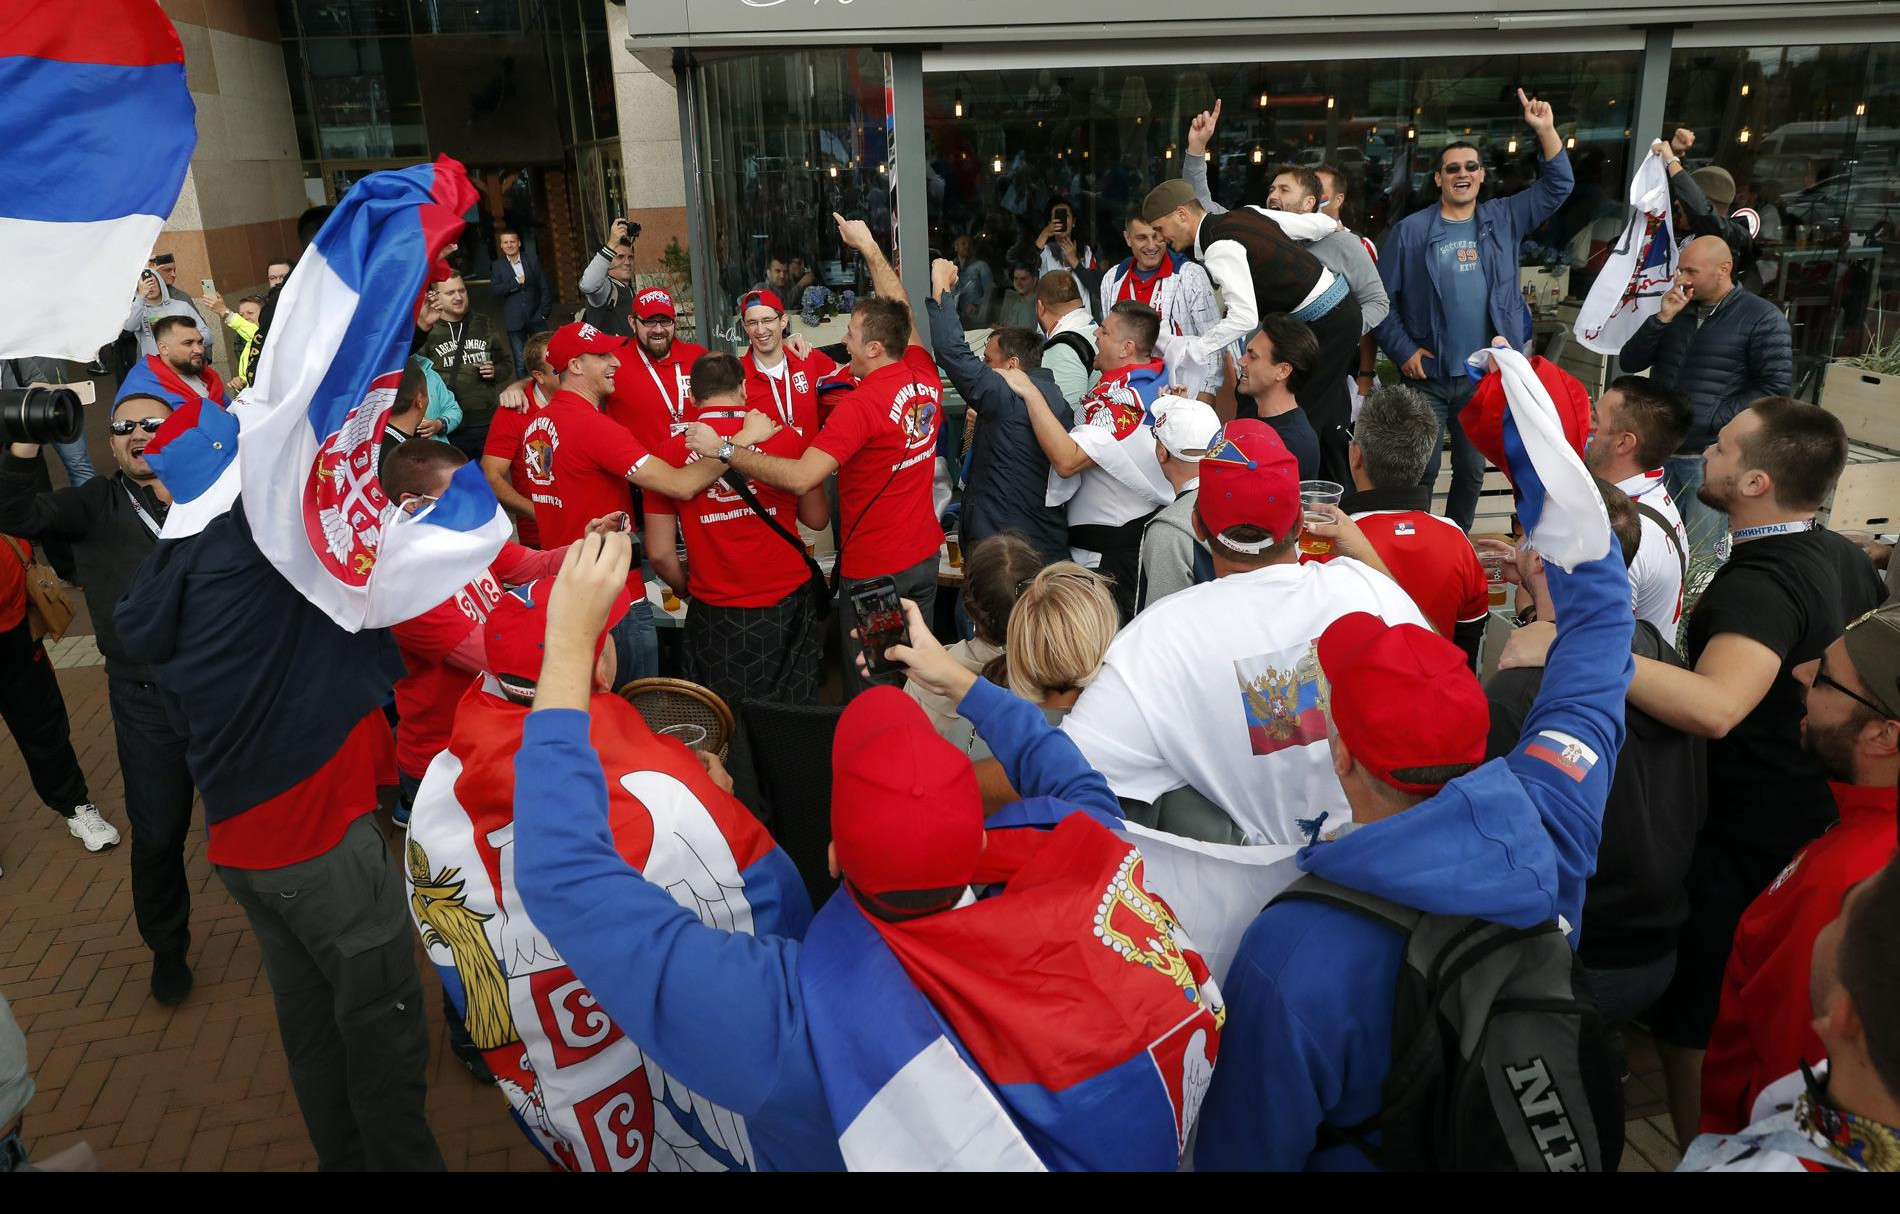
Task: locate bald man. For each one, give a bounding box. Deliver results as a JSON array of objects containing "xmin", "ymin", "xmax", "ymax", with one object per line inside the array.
[{"xmin": 1621, "ymin": 234, "xmax": 1792, "ymax": 544}]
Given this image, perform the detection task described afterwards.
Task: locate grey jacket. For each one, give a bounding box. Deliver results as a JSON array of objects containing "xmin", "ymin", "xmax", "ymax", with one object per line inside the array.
[
  {"xmin": 1183, "ymin": 154, "xmax": 1387, "ymax": 333},
  {"xmin": 1619, "ymin": 283, "xmax": 1793, "ymax": 451},
  {"xmin": 1137, "ymin": 486, "xmax": 1210, "ymax": 611},
  {"xmin": 123, "ymin": 295, "xmax": 212, "ymax": 358}
]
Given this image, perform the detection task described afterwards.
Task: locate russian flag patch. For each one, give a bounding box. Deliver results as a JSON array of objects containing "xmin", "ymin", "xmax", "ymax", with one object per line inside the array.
[{"xmin": 1524, "ymin": 729, "xmax": 1598, "ymax": 782}]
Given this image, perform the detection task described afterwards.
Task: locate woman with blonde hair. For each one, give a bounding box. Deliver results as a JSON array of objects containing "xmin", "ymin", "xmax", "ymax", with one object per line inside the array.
[{"xmin": 995, "ymin": 563, "xmax": 1120, "ymax": 719}]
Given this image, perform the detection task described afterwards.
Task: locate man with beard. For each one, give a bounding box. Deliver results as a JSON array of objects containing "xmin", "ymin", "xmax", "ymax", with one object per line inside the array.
[
  {"xmin": 1498, "ymin": 395, "xmax": 1884, "ymax": 1145},
  {"xmin": 118, "ymin": 314, "xmax": 227, "ymax": 411},
  {"xmin": 1696, "ymin": 603, "xmax": 1900, "ymax": 1136},
  {"xmin": 421, "ymin": 273, "xmax": 512, "ymax": 463},
  {"xmin": 606, "ymin": 287, "xmax": 709, "ymax": 453}
]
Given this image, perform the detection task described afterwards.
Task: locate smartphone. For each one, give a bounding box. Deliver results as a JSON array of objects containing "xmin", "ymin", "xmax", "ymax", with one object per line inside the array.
[
  {"xmin": 849, "ymin": 576, "xmax": 908, "ymax": 677},
  {"xmin": 200, "ymin": 277, "xmax": 216, "ymax": 296}
]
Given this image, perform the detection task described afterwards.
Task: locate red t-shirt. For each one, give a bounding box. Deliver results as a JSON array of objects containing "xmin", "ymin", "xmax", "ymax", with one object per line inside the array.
[
  {"xmin": 812, "ymin": 345, "xmax": 944, "ymax": 579},
  {"xmin": 0, "ymin": 535, "xmax": 30, "ymax": 633},
  {"xmin": 482, "ymin": 389, "xmax": 549, "ymax": 547},
  {"xmin": 522, "ymin": 389, "xmax": 650, "ymax": 549},
  {"xmin": 1303, "ymin": 509, "xmax": 1488, "ymax": 638},
  {"xmin": 1699, "ymin": 783, "xmax": 1895, "ymax": 1134},
  {"xmin": 391, "ymin": 542, "xmax": 563, "ymax": 778},
  {"xmin": 743, "ymin": 346, "xmax": 838, "ymax": 441},
  {"xmin": 206, "ymin": 710, "xmax": 394, "ymax": 869},
  {"xmin": 604, "ymin": 339, "xmax": 709, "ymax": 453},
  {"xmin": 647, "ymin": 408, "xmax": 812, "ymax": 607}
]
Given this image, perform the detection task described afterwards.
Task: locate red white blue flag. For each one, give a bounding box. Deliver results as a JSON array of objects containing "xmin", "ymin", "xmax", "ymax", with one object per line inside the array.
[
  {"xmin": 0, "ymin": 2, "xmax": 196, "ymax": 361},
  {"xmin": 239, "ymin": 157, "xmax": 509, "ymax": 630},
  {"xmin": 1577, "ymin": 150, "xmax": 1678, "ymax": 356}
]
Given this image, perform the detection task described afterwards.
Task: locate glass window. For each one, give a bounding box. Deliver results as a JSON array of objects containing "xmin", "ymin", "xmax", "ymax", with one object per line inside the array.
[
  {"xmin": 924, "ymin": 52, "xmax": 1639, "ymax": 332},
  {"xmin": 1666, "ymin": 43, "xmax": 1899, "ymax": 385},
  {"xmin": 584, "ymin": 26, "xmax": 617, "ymax": 141},
  {"xmin": 294, "ymin": 0, "xmax": 408, "ymax": 36},
  {"xmin": 305, "ymin": 37, "xmax": 428, "ymax": 160},
  {"xmin": 283, "ymin": 39, "xmax": 319, "ymax": 162},
  {"xmin": 409, "ymin": 0, "xmax": 523, "ymax": 34},
  {"xmin": 692, "ymin": 50, "xmax": 894, "ymax": 352}
]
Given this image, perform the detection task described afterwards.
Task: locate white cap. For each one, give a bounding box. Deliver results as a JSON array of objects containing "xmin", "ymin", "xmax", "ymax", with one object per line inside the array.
[{"xmin": 1151, "ymin": 395, "xmax": 1222, "ymax": 461}]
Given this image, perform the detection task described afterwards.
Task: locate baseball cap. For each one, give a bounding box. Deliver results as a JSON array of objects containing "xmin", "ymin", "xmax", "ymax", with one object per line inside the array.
[
  {"xmin": 740, "ymin": 288, "xmax": 785, "ymax": 316},
  {"xmin": 1195, "ymin": 419, "xmax": 1301, "ymax": 553},
  {"xmin": 1139, "ymin": 179, "xmax": 1201, "ymax": 224},
  {"xmin": 141, "ymin": 397, "xmax": 241, "ymax": 539},
  {"xmin": 1317, "ymin": 612, "xmax": 1490, "ymax": 795},
  {"xmin": 830, "ymin": 686, "xmax": 983, "ymax": 903},
  {"xmin": 545, "ymin": 321, "xmax": 625, "ymax": 372},
  {"xmin": 1690, "ymin": 165, "xmax": 1738, "ymax": 210},
  {"xmin": 483, "ymin": 576, "xmax": 634, "ymax": 701},
  {"xmin": 1152, "ymin": 395, "xmax": 1222, "ymax": 461},
  {"xmin": 633, "ymin": 286, "xmax": 676, "ymax": 320},
  {"xmin": 1841, "ymin": 603, "xmax": 1900, "ymax": 719}
]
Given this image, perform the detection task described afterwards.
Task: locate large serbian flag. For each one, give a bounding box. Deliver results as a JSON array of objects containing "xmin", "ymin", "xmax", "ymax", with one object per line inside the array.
[
  {"xmin": 118, "ymin": 354, "xmax": 228, "ymax": 411},
  {"xmin": 0, "ymin": 2, "xmax": 196, "ymax": 361},
  {"xmin": 406, "ymin": 683, "xmax": 813, "ymax": 1172},
  {"xmin": 1576, "ymin": 150, "xmax": 1678, "ymax": 356},
  {"xmin": 799, "ymin": 806, "xmax": 1226, "ymax": 1171},
  {"xmin": 239, "ymin": 157, "xmax": 509, "ymax": 630}
]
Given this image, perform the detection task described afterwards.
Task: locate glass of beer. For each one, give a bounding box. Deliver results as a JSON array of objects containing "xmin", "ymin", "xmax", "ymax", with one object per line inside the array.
[
  {"xmin": 659, "ymin": 723, "xmax": 708, "ymax": 752},
  {"xmin": 1479, "ymin": 549, "xmax": 1510, "ymax": 609},
  {"xmin": 661, "ymin": 586, "xmax": 682, "ymax": 612},
  {"xmin": 946, "ymin": 531, "xmax": 963, "ymax": 568},
  {"xmin": 1299, "ymin": 481, "xmax": 1345, "ymax": 556}
]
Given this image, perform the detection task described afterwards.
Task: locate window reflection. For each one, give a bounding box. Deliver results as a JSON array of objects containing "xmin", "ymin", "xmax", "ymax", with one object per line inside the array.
[{"xmin": 305, "ymin": 37, "xmax": 428, "ymax": 159}]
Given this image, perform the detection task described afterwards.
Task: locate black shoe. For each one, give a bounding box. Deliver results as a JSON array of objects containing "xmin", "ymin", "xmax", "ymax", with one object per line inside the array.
[{"xmin": 151, "ymin": 949, "xmax": 193, "ymax": 1005}]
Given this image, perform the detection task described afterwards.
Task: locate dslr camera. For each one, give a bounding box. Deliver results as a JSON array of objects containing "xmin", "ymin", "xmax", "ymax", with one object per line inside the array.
[{"xmin": 0, "ymin": 386, "xmax": 86, "ymax": 446}]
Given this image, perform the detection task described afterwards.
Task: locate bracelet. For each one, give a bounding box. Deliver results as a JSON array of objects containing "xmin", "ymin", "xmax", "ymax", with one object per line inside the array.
[{"xmin": 1665, "ymin": 156, "xmax": 1681, "ymax": 165}]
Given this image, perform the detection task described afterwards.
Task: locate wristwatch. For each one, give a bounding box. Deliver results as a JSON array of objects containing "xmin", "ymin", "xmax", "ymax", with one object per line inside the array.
[{"xmin": 717, "ymin": 440, "xmax": 736, "ymax": 461}]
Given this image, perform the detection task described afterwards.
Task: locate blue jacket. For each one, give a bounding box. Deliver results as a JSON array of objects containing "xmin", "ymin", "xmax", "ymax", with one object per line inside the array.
[
  {"xmin": 1373, "ymin": 151, "xmax": 1574, "ymax": 378},
  {"xmin": 1194, "ymin": 543, "xmax": 1632, "ymax": 1171},
  {"xmin": 512, "ymin": 678, "xmax": 1122, "ymax": 1171}
]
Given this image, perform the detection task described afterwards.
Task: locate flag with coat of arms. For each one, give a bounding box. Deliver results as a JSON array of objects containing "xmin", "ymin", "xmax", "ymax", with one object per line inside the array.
[
  {"xmin": 1576, "ymin": 150, "xmax": 1678, "ymax": 355},
  {"xmin": 237, "ymin": 156, "xmax": 510, "ymax": 631}
]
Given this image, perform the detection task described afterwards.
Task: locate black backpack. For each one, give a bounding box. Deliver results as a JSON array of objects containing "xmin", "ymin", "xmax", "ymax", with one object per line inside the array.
[{"xmin": 1271, "ymin": 874, "xmax": 1623, "ymax": 1172}]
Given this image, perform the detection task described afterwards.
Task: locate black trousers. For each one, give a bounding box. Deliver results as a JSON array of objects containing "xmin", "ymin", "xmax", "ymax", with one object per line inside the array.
[
  {"xmin": 1302, "ymin": 295, "xmax": 1363, "ymax": 486},
  {"xmin": 108, "ymin": 674, "xmax": 197, "ymax": 954},
  {"xmin": 0, "ymin": 619, "xmax": 88, "ymax": 815},
  {"xmin": 684, "ymin": 588, "xmax": 823, "ymax": 708}
]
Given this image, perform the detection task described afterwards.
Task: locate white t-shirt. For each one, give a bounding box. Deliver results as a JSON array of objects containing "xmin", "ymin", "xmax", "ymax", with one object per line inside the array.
[
  {"xmin": 1062, "ymin": 557, "xmax": 1429, "ymax": 844},
  {"xmin": 1618, "ymin": 470, "xmax": 1687, "ymax": 639}
]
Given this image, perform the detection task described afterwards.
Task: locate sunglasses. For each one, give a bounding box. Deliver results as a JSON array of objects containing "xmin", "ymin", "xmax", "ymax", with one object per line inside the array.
[
  {"xmin": 1813, "ymin": 666, "xmax": 1895, "ymax": 721},
  {"xmin": 1442, "ymin": 161, "xmax": 1483, "ymax": 174},
  {"xmin": 110, "ymin": 418, "xmax": 166, "ymax": 436}
]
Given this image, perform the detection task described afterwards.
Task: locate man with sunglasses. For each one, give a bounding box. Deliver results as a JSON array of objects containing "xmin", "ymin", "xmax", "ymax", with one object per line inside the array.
[
  {"xmin": 0, "ymin": 394, "xmax": 199, "ymax": 1005},
  {"xmin": 1696, "ymin": 603, "xmax": 1900, "ymax": 1140},
  {"xmin": 1373, "ymin": 88, "xmax": 1572, "ymax": 531}
]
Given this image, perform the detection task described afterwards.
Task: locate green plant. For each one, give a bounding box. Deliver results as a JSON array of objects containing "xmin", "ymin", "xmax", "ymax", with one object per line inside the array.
[
  {"xmin": 661, "ymin": 237, "xmax": 691, "ymax": 280},
  {"xmin": 1840, "ymin": 333, "xmax": 1900, "ymax": 376}
]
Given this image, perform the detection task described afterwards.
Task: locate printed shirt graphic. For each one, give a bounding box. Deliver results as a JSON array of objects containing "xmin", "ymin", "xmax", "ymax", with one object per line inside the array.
[
  {"xmin": 1234, "ymin": 644, "xmax": 1328, "ymax": 757},
  {"xmin": 811, "ymin": 345, "xmax": 945, "ymax": 579},
  {"xmin": 1435, "ymin": 216, "xmax": 1492, "ymax": 369},
  {"xmin": 525, "ymin": 389, "xmax": 648, "ymax": 550},
  {"xmin": 1055, "ymin": 359, "xmax": 1172, "ymax": 541},
  {"xmin": 646, "ymin": 411, "xmax": 811, "ymax": 607}
]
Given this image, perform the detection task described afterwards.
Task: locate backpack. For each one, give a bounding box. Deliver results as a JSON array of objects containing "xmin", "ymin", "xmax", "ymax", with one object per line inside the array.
[{"xmin": 1270, "ymin": 873, "xmax": 1623, "ymax": 1172}]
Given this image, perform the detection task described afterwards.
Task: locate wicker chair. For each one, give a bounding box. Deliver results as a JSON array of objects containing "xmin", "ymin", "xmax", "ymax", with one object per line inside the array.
[
  {"xmin": 739, "ymin": 700, "xmax": 844, "ymax": 908},
  {"xmin": 616, "ymin": 677, "xmax": 736, "ymax": 760}
]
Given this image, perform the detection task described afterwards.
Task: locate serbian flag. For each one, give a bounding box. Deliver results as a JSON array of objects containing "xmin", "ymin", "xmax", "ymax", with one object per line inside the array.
[
  {"xmin": 238, "ymin": 157, "xmax": 509, "ymax": 630},
  {"xmin": 407, "ymin": 684, "xmax": 813, "ymax": 1171},
  {"xmin": 0, "ymin": 2, "xmax": 196, "ymax": 361},
  {"xmin": 1576, "ymin": 150, "xmax": 1678, "ymax": 355},
  {"xmin": 118, "ymin": 354, "xmax": 227, "ymax": 411},
  {"xmin": 1462, "ymin": 347, "xmax": 1612, "ymax": 572},
  {"xmin": 800, "ymin": 808, "xmax": 1225, "ymax": 1171}
]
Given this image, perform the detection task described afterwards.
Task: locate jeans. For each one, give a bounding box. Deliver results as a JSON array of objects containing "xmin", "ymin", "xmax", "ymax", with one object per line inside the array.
[
  {"xmin": 447, "ymin": 420, "xmax": 490, "ymax": 465},
  {"xmin": 610, "ymin": 597, "xmax": 658, "ymax": 687},
  {"xmin": 1583, "ymin": 951, "xmax": 1678, "ymax": 1028},
  {"xmin": 216, "ymin": 816, "xmax": 445, "ymax": 1171},
  {"xmin": 108, "ymin": 675, "xmax": 196, "ymax": 954},
  {"xmin": 839, "ymin": 553, "xmax": 939, "ymax": 700},
  {"xmin": 1416, "ymin": 376, "xmax": 1485, "ymax": 531},
  {"xmin": 50, "ymin": 436, "xmax": 95, "ymax": 486},
  {"xmin": 506, "ymin": 331, "xmax": 530, "ymax": 375},
  {"xmin": 0, "ymin": 620, "xmax": 89, "ymax": 815},
  {"xmin": 1666, "ymin": 454, "xmax": 1726, "ymax": 552}
]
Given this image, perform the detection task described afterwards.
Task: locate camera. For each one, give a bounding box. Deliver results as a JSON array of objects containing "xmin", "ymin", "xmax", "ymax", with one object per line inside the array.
[
  {"xmin": 0, "ymin": 386, "xmax": 86, "ymax": 446},
  {"xmin": 626, "ymin": 220, "xmax": 643, "ymax": 240}
]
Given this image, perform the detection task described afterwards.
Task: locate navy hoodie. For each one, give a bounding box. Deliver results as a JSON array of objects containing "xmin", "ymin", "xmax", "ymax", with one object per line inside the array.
[
  {"xmin": 115, "ymin": 498, "xmax": 405, "ymax": 823},
  {"xmin": 1195, "ymin": 545, "xmax": 1633, "ymax": 1171}
]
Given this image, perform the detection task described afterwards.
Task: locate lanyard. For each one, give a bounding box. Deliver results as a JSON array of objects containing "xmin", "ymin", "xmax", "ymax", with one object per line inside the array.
[
  {"xmin": 637, "ymin": 348, "xmax": 685, "ymax": 422},
  {"xmin": 759, "ymin": 357, "xmax": 798, "ymax": 430},
  {"xmin": 124, "ymin": 481, "xmax": 164, "ymax": 538},
  {"xmin": 1716, "ymin": 517, "xmax": 1814, "ymax": 561}
]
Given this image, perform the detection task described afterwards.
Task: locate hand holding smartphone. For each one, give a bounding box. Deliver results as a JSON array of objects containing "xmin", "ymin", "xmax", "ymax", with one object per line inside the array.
[{"xmin": 849, "ymin": 576, "xmax": 908, "ymax": 678}]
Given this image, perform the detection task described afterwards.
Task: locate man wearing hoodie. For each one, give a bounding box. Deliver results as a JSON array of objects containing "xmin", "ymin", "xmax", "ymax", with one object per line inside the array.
[
  {"xmin": 510, "ymin": 532, "xmax": 1223, "ymax": 1171},
  {"xmin": 1194, "ymin": 387, "xmax": 1633, "ymax": 1171}
]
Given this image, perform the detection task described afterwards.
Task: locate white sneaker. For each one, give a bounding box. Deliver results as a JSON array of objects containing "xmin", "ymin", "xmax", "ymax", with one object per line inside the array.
[{"xmin": 67, "ymin": 805, "xmax": 121, "ymax": 852}]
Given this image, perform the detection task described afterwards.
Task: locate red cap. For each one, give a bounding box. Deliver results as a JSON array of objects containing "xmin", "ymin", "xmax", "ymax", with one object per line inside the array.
[
  {"xmin": 830, "ymin": 686, "xmax": 983, "ymax": 900},
  {"xmin": 1459, "ymin": 354, "xmax": 1591, "ymax": 472},
  {"xmin": 1317, "ymin": 612, "xmax": 1490, "ymax": 795},
  {"xmin": 1195, "ymin": 419, "xmax": 1301, "ymax": 553},
  {"xmin": 546, "ymin": 321, "xmax": 625, "ymax": 372},
  {"xmin": 739, "ymin": 288, "xmax": 785, "ymax": 316},
  {"xmin": 632, "ymin": 287, "xmax": 676, "ymax": 320},
  {"xmin": 483, "ymin": 577, "xmax": 634, "ymax": 700}
]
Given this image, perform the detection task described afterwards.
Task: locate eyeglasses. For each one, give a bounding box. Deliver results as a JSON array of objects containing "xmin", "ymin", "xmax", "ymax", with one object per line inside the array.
[
  {"xmin": 1813, "ymin": 666, "xmax": 1895, "ymax": 720},
  {"xmin": 1443, "ymin": 161, "xmax": 1483, "ymax": 174},
  {"xmin": 110, "ymin": 418, "xmax": 166, "ymax": 436}
]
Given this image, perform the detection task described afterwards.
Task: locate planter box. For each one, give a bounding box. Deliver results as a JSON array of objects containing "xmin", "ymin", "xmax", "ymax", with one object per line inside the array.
[
  {"xmin": 1821, "ymin": 361, "xmax": 1900, "ymax": 452},
  {"xmin": 1518, "ymin": 265, "xmax": 1570, "ymax": 315}
]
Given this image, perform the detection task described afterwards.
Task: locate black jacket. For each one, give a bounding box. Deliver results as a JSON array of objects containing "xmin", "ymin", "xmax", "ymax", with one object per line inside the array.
[
  {"xmin": 491, "ymin": 251, "xmax": 553, "ymax": 333},
  {"xmin": 1668, "ymin": 169, "xmax": 1759, "ymax": 284},
  {"xmin": 0, "ymin": 455, "xmax": 166, "ymax": 679},
  {"xmin": 1485, "ymin": 620, "xmax": 1707, "ymax": 968},
  {"xmin": 926, "ymin": 299, "xmax": 1074, "ymax": 563},
  {"xmin": 1619, "ymin": 283, "xmax": 1792, "ymax": 452}
]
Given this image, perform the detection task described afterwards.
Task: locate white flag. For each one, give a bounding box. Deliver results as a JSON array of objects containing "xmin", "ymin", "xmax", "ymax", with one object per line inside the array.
[{"xmin": 1576, "ymin": 152, "xmax": 1678, "ymax": 355}]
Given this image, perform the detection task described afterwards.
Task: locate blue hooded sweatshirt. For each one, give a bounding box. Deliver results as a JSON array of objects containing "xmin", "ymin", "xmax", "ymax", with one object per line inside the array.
[
  {"xmin": 1194, "ymin": 541, "xmax": 1632, "ymax": 1171},
  {"xmin": 511, "ymin": 677, "xmax": 1125, "ymax": 1171}
]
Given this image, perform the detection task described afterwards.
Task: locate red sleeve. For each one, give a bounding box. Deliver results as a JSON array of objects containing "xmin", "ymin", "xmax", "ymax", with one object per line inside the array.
[
  {"xmin": 482, "ymin": 407, "xmax": 526, "ymax": 460},
  {"xmin": 809, "ymin": 348, "xmax": 839, "ymax": 379},
  {"xmin": 903, "ymin": 343, "xmax": 943, "ymax": 387},
  {"xmin": 649, "ymin": 431, "xmax": 692, "ymax": 467},
  {"xmin": 812, "ymin": 394, "xmax": 874, "ymax": 466},
  {"xmin": 491, "ymin": 541, "xmax": 565, "ymax": 586},
  {"xmin": 393, "ymin": 594, "xmax": 480, "ymax": 663},
  {"xmin": 582, "ymin": 408, "xmax": 651, "ymax": 478},
  {"xmin": 1456, "ymin": 547, "xmax": 1490, "ymax": 623},
  {"xmin": 758, "ymin": 421, "xmax": 809, "ymax": 460},
  {"xmin": 645, "ymin": 486, "xmax": 679, "ymax": 516}
]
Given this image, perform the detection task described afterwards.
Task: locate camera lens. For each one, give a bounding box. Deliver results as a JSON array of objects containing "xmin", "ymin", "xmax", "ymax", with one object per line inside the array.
[{"xmin": 0, "ymin": 386, "xmax": 85, "ymax": 446}]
